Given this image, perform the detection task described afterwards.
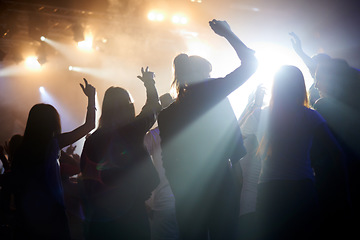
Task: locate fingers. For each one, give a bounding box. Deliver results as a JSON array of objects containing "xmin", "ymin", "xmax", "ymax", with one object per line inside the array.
[
  {"xmin": 80, "ymin": 83, "xmax": 85, "ymax": 93},
  {"xmin": 83, "ymin": 78, "xmax": 88, "ymax": 87}
]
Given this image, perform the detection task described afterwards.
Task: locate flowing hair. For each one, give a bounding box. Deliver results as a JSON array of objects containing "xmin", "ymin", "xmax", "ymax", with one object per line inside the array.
[
  {"xmin": 20, "ymin": 103, "xmax": 61, "ymax": 165},
  {"xmin": 172, "ymin": 53, "xmax": 212, "ymax": 99},
  {"xmin": 99, "ymin": 87, "xmax": 135, "ymax": 129},
  {"xmin": 258, "ymin": 65, "xmax": 309, "ymax": 159}
]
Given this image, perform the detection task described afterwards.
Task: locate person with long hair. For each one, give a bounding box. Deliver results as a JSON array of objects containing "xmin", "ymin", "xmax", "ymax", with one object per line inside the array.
[
  {"xmin": 157, "ymin": 20, "xmax": 258, "ymax": 240},
  {"xmin": 79, "ymin": 67, "xmax": 161, "ymax": 240},
  {"xmin": 11, "ymin": 78, "xmax": 96, "ymax": 240},
  {"xmin": 255, "ymin": 65, "xmax": 345, "ymax": 240}
]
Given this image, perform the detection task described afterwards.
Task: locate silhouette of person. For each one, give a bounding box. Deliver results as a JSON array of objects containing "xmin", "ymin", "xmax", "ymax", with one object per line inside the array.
[
  {"xmin": 79, "ymin": 67, "xmax": 161, "ymax": 240},
  {"xmin": 312, "ymin": 58, "xmax": 359, "ymax": 238},
  {"xmin": 289, "ymin": 32, "xmax": 332, "ymax": 106},
  {"xmin": 11, "ymin": 78, "xmax": 96, "ymax": 240},
  {"xmin": 144, "ymin": 93, "xmax": 179, "ymax": 240},
  {"xmin": 255, "ymin": 65, "xmax": 345, "ymax": 240},
  {"xmin": 157, "ymin": 19, "xmax": 258, "ymax": 240}
]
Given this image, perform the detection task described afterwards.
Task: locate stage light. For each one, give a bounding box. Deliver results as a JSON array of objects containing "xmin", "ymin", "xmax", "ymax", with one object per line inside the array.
[
  {"xmin": 172, "ymin": 15, "xmax": 187, "ymax": 24},
  {"xmin": 148, "ymin": 11, "xmax": 165, "ymax": 22},
  {"xmin": 148, "ymin": 12, "xmax": 156, "ymax": 21},
  {"xmin": 180, "ymin": 17, "xmax": 188, "ymax": 24},
  {"xmin": 172, "ymin": 15, "xmax": 180, "ymax": 24},
  {"xmin": 39, "ymin": 86, "xmax": 45, "ymax": 94},
  {"xmin": 77, "ymin": 34, "xmax": 93, "ymax": 51},
  {"xmin": 156, "ymin": 13, "xmax": 165, "ymax": 21},
  {"xmin": 40, "ymin": 36, "xmax": 46, "ymax": 41},
  {"xmin": 25, "ymin": 56, "xmax": 41, "ymax": 70},
  {"xmin": 69, "ymin": 66, "xmax": 73, "ymax": 71}
]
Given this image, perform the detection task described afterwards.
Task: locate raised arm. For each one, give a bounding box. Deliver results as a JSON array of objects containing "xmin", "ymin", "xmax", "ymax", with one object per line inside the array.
[
  {"xmin": 133, "ymin": 67, "xmax": 161, "ymax": 133},
  {"xmin": 289, "ymin": 32, "xmax": 316, "ymax": 77},
  {"xmin": 196, "ymin": 20, "xmax": 258, "ymax": 104},
  {"xmin": 58, "ymin": 78, "xmax": 96, "ymax": 149}
]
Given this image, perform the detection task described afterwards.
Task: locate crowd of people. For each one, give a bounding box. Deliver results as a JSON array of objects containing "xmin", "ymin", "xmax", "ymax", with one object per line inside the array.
[{"xmin": 0, "ymin": 19, "xmax": 359, "ymax": 240}]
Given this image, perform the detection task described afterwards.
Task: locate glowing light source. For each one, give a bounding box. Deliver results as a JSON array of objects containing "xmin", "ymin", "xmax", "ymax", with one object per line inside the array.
[
  {"xmin": 25, "ymin": 56, "xmax": 41, "ymax": 70},
  {"xmin": 77, "ymin": 35, "xmax": 93, "ymax": 51},
  {"xmin": 39, "ymin": 86, "xmax": 45, "ymax": 94},
  {"xmin": 68, "ymin": 66, "xmax": 73, "ymax": 71},
  {"xmin": 172, "ymin": 15, "xmax": 188, "ymax": 24},
  {"xmin": 40, "ymin": 36, "xmax": 46, "ymax": 41},
  {"xmin": 148, "ymin": 11, "xmax": 165, "ymax": 21}
]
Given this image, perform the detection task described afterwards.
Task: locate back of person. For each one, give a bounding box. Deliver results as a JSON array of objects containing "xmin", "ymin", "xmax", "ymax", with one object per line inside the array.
[{"xmin": 260, "ymin": 106, "xmax": 323, "ymax": 183}]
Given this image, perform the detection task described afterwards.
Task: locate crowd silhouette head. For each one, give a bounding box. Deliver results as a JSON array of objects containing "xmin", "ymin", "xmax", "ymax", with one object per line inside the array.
[
  {"xmin": 271, "ymin": 65, "xmax": 309, "ymax": 108},
  {"xmin": 172, "ymin": 53, "xmax": 212, "ymax": 97},
  {"xmin": 24, "ymin": 103, "xmax": 61, "ymax": 145},
  {"xmin": 99, "ymin": 86, "xmax": 135, "ymax": 128}
]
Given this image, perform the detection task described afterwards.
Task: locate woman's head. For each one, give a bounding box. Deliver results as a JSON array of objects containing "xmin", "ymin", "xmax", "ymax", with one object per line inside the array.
[
  {"xmin": 24, "ymin": 103, "xmax": 61, "ymax": 143},
  {"xmin": 172, "ymin": 53, "xmax": 212, "ymax": 97},
  {"xmin": 270, "ymin": 65, "xmax": 308, "ymax": 108},
  {"xmin": 99, "ymin": 87, "xmax": 135, "ymax": 128}
]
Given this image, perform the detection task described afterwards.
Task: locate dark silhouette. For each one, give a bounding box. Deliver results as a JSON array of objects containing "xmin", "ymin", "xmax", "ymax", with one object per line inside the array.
[
  {"xmin": 11, "ymin": 78, "xmax": 96, "ymax": 240},
  {"xmin": 59, "ymin": 145, "xmax": 84, "ymax": 240},
  {"xmin": 157, "ymin": 19, "xmax": 258, "ymax": 240},
  {"xmin": 144, "ymin": 93, "xmax": 179, "ymax": 240},
  {"xmin": 79, "ymin": 67, "xmax": 161, "ymax": 240},
  {"xmin": 312, "ymin": 58, "xmax": 360, "ymax": 238},
  {"xmin": 289, "ymin": 32, "xmax": 332, "ymax": 106},
  {"xmin": 255, "ymin": 65, "xmax": 345, "ymax": 240}
]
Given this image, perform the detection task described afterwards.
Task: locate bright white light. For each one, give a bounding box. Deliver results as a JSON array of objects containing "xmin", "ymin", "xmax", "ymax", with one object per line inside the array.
[
  {"xmin": 156, "ymin": 13, "xmax": 164, "ymax": 21},
  {"xmin": 39, "ymin": 86, "xmax": 45, "ymax": 94},
  {"xmin": 25, "ymin": 56, "xmax": 41, "ymax": 70},
  {"xmin": 180, "ymin": 17, "xmax": 188, "ymax": 24},
  {"xmin": 148, "ymin": 11, "xmax": 164, "ymax": 21},
  {"xmin": 40, "ymin": 36, "xmax": 46, "ymax": 41},
  {"xmin": 148, "ymin": 12, "xmax": 156, "ymax": 21},
  {"xmin": 68, "ymin": 66, "xmax": 73, "ymax": 71},
  {"xmin": 227, "ymin": 42, "xmax": 313, "ymax": 118},
  {"xmin": 185, "ymin": 38, "xmax": 211, "ymax": 59},
  {"xmin": 172, "ymin": 15, "xmax": 188, "ymax": 24},
  {"xmin": 77, "ymin": 35, "xmax": 93, "ymax": 51},
  {"xmin": 172, "ymin": 15, "xmax": 180, "ymax": 24}
]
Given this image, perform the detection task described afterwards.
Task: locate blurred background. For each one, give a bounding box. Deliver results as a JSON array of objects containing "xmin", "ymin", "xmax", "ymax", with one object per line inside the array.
[{"xmin": 0, "ymin": 0, "xmax": 359, "ymax": 154}]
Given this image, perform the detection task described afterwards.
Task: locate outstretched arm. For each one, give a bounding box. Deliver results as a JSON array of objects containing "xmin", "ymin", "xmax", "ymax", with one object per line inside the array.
[
  {"xmin": 58, "ymin": 78, "xmax": 96, "ymax": 149},
  {"xmin": 200, "ymin": 20, "xmax": 258, "ymax": 103},
  {"xmin": 133, "ymin": 67, "xmax": 161, "ymax": 133},
  {"xmin": 289, "ymin": 32, "xmax": 316, "ymax": 77}
]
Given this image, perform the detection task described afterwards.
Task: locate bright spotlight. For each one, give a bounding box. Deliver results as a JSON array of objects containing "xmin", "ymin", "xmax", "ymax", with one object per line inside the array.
[
  {"xmin": 172, "ymin": 15, "xmax": 187, "ymax": 24},
  {"xmin": 68, "ymin": 66, "xmax": 73, "ymax": 71},
  {"xmin": 180, "ymin": 17, "xmax": 188, "ymax": 24},
  {"xmin": 172, "ymin": 15, "xmax": 180, "ymax": 24},
  {"xmin": 25, "ymin": 56, "xmax": 41, "ymax": 70},
  {"xmin": 148, "ymin": 12, "xmax": 156, "ymax": 21},
  {"xmin": 39, "ymin": 86, "xmax": 45, "ymax": 94},
  {"xmin": 40, "ymin": 36, "xmax": 46, "ymax": 41},
  {"xmin": 148, "ymin": 11, "xmax": 164, "ymax": 21},
  {"xmin": 77, "ymin": 36, "xmax": 93, "ymax": 51},
  {"xmin": 156, "ymin": 13, "xmax": 164, "ymax": 21}
]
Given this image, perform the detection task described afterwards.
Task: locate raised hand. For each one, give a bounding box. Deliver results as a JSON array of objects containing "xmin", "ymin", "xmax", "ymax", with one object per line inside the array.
[
  {"xmin": 289, "ymin": 32, "xmax": 304, "ymax": 55},
  {"xmin": 80, "ymin": 78, "xmax": 96, "ymax": 98},
  {"xmin": 209, "ymin": 19, "xmax": 232, "ymax": 37},
  {"xmin": 137, "ymin": 67, "xmax": 155, "ymax": 85}
]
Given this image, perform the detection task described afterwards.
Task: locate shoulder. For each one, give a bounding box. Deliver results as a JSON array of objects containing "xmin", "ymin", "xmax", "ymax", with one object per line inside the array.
[{"xmin": 303, "ymin": 107, "xmax": 326, "ymax": 126}]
